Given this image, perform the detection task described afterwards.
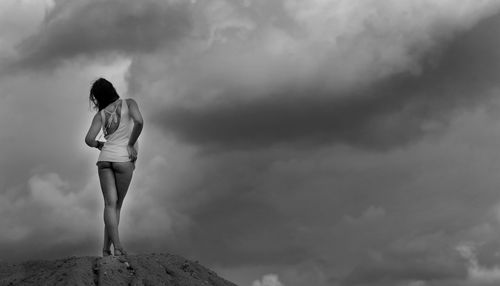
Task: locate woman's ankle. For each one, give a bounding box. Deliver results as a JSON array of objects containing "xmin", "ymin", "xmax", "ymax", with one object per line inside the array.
[{"xmin": 114, "ymin": 247, "xmax": 127, "ymax": 256}]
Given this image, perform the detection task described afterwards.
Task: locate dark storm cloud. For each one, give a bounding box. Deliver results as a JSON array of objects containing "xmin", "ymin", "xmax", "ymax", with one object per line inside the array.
[
  {"xmin": 342, "ymin": 250, "xmax": 467, "ymax": 285},
  {"xmin": 182, "ymin": 190, "xmax": 311, "ymax": 266},
  {"xmin": 13, "ymin": 0, "xmax": 191, "ymax": 70},
  {"xmin": 151, "ymin": 12, "xmax": 500, "ymax": 151},
  {"xmin": 152, "ymin": 85, "xmax": 422, "ymax": 151}
]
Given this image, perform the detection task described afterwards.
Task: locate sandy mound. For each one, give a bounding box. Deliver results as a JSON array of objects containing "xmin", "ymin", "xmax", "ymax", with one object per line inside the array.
[{"xmin": 0, "ymin": 253, "xmax": 237, "ymax": 286}]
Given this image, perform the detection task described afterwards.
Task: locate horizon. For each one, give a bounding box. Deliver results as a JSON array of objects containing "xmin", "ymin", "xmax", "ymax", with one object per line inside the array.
[{"xmin": 2, "ymin": 1, "xmax": 500, "ymax": 286}]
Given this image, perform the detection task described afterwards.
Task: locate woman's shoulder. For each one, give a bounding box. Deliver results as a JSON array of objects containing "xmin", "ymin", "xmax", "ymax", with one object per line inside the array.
[
  {"xmin": 92, "ymin": 110, "xmax": 103, "ymax": 122},
  {"xmin": 125, "ymin": 98, "xmax": 139, "ymax": 108}
]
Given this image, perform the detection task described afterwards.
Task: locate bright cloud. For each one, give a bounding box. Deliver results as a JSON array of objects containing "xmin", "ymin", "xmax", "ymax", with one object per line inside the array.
[{"xmin": 252, "ymin": 274, "xmax": 284, "ymax": 286}]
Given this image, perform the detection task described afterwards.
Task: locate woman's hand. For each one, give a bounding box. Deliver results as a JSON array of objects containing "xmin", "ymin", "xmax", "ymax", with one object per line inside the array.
[
  {"xmin": 96, "ymin": 141, "xmax": 104, "ymax": 150},
  {"xmin": 127, "ymin": 145, "xmax": 137, "ymax": 162}
]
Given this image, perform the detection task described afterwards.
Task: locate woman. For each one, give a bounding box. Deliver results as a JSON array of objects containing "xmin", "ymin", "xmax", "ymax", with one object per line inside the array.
[{"xmin": 85, "ymin": 78, "xmax": 144, "ymax": 257}]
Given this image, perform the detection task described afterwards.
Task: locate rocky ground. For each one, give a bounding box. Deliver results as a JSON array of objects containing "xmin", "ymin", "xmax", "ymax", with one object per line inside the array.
[{"xmin": 0, "ymin": 253, "xmax": 238, "ymax": 286}]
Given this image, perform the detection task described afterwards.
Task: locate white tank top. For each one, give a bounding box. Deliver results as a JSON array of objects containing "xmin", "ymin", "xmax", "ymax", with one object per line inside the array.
[{"xmin": 97, "ymin": 99, "xmax": 138, "ymax": 162}]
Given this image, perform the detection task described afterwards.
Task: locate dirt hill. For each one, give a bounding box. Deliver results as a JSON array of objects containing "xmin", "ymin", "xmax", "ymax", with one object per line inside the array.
[{"xmin": 0, "ymin": 253, "xmax": 238, "ymax": 286}]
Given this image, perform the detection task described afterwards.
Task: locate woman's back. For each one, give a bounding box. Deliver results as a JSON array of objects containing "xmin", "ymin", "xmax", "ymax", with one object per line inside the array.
[{"xmin": 98, "ymin": 99, "xmax": 138, "ymax": 162}]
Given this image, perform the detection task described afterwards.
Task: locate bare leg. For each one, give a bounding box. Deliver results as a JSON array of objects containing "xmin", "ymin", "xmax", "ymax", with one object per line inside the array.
[
  {"xmin": 114, "ymin": 162, "xmax": 133, "ymax": 213},
  {"xmin": 104, "ymin": 226, "xmax": 111, "ymax": 252},
  {"xmin": 98, "ymin": 162, "xmax": 122, "ymax": 252},
  {"xmin": 111, "ymin": 162, "xmax": 134, "ymax": 255},
  {"xmin": 103, "ymin": 209, "xmax": 121, "ymax": 252}
]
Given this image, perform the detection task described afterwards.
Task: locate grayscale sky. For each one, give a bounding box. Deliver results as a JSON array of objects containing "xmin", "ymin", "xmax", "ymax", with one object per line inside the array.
[{"xmin": 2, "ymin": 1, "xmax": 500, "ymax": 285}]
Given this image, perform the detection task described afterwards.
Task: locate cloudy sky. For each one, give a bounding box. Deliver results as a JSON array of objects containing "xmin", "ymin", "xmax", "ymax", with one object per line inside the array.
[{"xmin": 3, "ymin": 0, "xmax": 500, "ymax": 285}]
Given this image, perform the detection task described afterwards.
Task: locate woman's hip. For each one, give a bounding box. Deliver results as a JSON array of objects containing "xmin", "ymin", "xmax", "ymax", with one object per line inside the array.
[{"xmin": 97, "ymin": 161, "xmax": 135, "ymax": 172}]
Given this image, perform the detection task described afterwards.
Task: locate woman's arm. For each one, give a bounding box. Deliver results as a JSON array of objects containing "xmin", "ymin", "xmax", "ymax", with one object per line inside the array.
[
  {"xmin": 85, "ymin": 112, "xmax": 104, "ymax": 149},
  {"xmin": 126, "ymin": 98, "xmax": 144, "ymax": 147}
]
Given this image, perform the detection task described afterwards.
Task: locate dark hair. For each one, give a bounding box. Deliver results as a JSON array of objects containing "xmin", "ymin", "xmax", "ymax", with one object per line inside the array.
[{"xmin": 89, "ymin": 78, "xmax": 120, "ymax": 111}]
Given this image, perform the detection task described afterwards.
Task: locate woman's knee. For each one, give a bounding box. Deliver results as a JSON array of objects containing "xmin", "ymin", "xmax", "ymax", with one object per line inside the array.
[{"xmin": 104, "ymin": 199, "xmax": 118, "ymax": 208}]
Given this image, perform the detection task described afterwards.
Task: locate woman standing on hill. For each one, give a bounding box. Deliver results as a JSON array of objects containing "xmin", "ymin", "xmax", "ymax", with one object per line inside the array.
[{"xmin": 85, "ymin": 78, "xmax": 144, "ymax": 257}]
